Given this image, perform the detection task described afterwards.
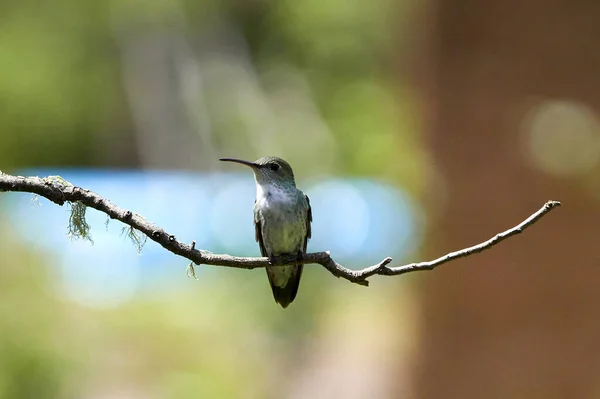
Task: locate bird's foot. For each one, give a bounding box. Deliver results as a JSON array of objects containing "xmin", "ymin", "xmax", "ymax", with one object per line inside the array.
[
  {"xmin": 268, "ymin": 254, "xmax": 277, "ymax": 265},
  {"xmin": 296, "ymin": 251, "xmax": 304, "ymax": 262}
]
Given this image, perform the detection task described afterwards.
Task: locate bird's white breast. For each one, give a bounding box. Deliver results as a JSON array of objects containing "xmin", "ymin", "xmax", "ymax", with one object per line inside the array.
[{"xmin": 255, "ymin": 182, "xmax": 307, "ymax": 257}]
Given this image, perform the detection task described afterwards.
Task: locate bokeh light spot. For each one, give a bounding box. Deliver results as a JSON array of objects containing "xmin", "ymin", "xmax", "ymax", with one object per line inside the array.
[
  {"xmin": 522, "ymin": 99, "xmax": 600, "ymax": 177},
  {"xmin": 210, "ymin": 177, "xmax": 256, "ymax": 253},
  {"xmin": 309, "ymin": 180, "xmax": 371, "ymax": 257}
]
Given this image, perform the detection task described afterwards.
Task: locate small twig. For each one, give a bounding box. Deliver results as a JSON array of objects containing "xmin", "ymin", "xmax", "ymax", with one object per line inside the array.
[
  {"xmin": 362, "ymin": 200, "xmax": 562, "ymax": 279},
  {"xmin": 0, "ymin": 173, "xmax": 561, "ymax": 286}
]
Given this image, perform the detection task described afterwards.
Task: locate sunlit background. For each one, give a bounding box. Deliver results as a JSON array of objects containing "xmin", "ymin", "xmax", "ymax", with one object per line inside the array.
[{"xmin": 1, "ymin": 0, "xmax": 600, "ymax": 398}]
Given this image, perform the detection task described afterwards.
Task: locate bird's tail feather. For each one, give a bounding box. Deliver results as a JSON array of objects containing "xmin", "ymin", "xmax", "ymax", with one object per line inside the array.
[{"xmin": 266, "ymin": 265, "xmax": 303, "ymax": 308}]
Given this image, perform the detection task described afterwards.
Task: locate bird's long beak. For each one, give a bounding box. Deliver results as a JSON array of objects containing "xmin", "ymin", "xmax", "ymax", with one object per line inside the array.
[{"xmin": 219, "ymin": 158, "xmax": 259, "ymax": 168}]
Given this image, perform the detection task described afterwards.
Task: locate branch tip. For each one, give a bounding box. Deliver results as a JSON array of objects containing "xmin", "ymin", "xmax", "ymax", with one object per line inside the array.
[{"xmin": 380, "ymin": 257, "xmax": 393, "ymax": 267}]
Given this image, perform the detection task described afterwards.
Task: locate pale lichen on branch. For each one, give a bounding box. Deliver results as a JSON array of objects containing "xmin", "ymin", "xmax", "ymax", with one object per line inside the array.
[{"xmin": 0, "ymin": 172, "xmax": 562, "ymax": 286}]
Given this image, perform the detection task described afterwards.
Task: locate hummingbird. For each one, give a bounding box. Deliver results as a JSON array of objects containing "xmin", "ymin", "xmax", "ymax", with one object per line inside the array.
[{"xmin": 220, "ymin": 156, "xmax": 312, "ymax": 308}]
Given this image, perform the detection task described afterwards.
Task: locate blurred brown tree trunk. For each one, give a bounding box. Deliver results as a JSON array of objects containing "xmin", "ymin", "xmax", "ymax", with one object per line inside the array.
[{"xmin": 405, "ymin": 1, "xmax": 600, "ymax": 398}]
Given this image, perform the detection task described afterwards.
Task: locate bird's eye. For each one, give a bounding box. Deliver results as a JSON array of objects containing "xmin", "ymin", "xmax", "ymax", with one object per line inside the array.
[{"xmin": 269, "ymin": 162, "xmax": 280, "ymax": 171}]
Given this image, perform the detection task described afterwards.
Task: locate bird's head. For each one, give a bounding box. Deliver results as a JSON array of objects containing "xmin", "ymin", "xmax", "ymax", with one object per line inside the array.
[{"xmin": 220, "ymin": 156, "xmax": 296, "ymax": 187}]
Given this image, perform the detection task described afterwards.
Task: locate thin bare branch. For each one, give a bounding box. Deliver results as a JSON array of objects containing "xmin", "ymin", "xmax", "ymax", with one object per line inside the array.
[{"xmin": 0, "ymin": 172, "xmax": 561, "ymax": 286}]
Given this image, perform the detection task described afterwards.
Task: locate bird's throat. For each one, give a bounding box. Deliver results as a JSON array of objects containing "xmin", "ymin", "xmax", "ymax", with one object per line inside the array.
[{"xmin": 256, "ymin": 183, "xmax": 295, "ymax": 208}]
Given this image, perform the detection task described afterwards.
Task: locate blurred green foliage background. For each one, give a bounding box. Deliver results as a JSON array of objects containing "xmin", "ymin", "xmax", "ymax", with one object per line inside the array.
[
  {"xmin": 0, "ymin": 1, "xmax": 423, "ymax": 397},
  {"xmin": 0, "ymin": 0, "xmax": 423, "ymax": 185}
]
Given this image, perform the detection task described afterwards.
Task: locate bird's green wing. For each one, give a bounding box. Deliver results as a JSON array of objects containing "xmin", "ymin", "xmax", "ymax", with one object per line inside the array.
[
  {"xmin": 254, "ymin": 202, "xmax": 268, "ymax": 257},
  {"xmin": 303, "ymin": 194, "xmax": 312, "ymax": 252}
]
